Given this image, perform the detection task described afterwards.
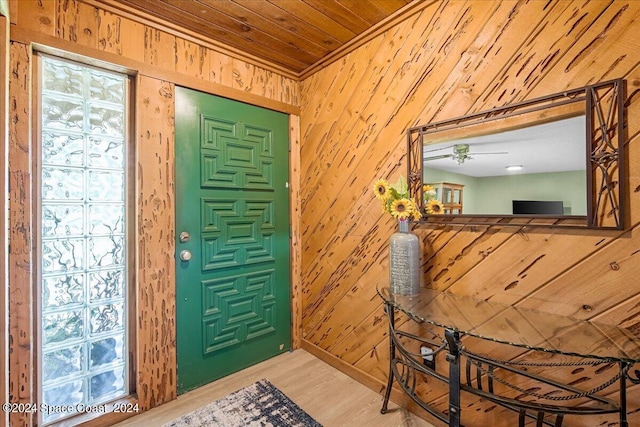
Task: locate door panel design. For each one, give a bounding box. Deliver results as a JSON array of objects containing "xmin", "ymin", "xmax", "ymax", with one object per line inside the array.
[
  {"xmin": 201, "ymin": 198, "xmax": 275, "ymax": 271},
  {"xmin": 201, "ymin": 270, "xmax": 276, "ymax": 354},
  {"xmin": 201, "ymin": 116, "xmax": 273, "ymax": 190},
  {"xmin": 244, "ymin": 125, "xmax": 273, "ymax": 154},
  {"xmin": 176, "ymin": 87, "xmax": 290, "ymax": 393},
  {"xmin": 201, "ymin": 117, "xmax": 237, "ymax": 150}
]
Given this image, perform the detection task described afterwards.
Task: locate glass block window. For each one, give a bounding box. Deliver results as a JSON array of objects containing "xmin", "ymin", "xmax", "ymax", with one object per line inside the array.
[{"xmin": 39, "ymin": 55, "xmax": 128, "ymax": 425}]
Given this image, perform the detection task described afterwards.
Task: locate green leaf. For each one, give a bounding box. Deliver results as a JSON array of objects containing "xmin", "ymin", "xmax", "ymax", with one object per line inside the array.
[{"xmin": 392, "ymin": 176, "xmax": 408, "ymax": 197}]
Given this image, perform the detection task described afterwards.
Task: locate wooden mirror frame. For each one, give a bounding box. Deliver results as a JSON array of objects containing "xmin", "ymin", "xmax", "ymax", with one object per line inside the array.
[{"xmin": 408, "ymin": 79, "xmax": 626, "ymax": 230}]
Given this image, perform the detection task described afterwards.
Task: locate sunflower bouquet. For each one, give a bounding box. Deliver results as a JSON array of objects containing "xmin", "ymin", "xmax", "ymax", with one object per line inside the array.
[
  {"xmin": 423, "ymin": 184, "xmax": 445, "ymax": 214},
  {"xmin": 373, "ymin": 176, "xmax": 422, "ymax": 221}
]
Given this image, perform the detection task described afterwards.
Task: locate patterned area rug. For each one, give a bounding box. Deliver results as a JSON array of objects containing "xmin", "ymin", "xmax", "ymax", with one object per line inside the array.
[{"xmin": 163, "ymin": 379, "xmax": 322, "ymax": 427}]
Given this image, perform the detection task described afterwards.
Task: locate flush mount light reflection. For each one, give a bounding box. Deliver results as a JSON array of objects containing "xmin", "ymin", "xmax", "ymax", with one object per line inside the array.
[{"xmin": 506, "ymin": 165, "xmax": 523, "ymax": 171}]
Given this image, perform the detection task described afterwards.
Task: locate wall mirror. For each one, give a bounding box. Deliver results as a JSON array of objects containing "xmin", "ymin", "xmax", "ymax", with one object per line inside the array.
[{"xmin": 407, "ymin": 79, "xmax": 626, "ymax": 230}]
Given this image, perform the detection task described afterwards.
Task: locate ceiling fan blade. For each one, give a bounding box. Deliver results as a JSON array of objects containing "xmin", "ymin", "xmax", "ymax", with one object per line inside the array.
[
  {"xmin": 471, "ymin": 151, "xmax": 509, "ymax": 155},
  {"xmin": 424, "ymin": 154, "xmax": 453, "ymax": 161},
  {"xmin": 423, "ymin": 145, "xmax": 454, "ymax": 153}
]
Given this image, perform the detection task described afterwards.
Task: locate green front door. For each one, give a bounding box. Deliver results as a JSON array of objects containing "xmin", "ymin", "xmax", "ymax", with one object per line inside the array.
[{"xmin": 175, "ymin": 87, "xmax": 291, "ymax": 393}]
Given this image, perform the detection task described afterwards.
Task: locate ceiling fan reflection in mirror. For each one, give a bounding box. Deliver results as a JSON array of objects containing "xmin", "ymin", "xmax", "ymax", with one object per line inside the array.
[{"xmin": 423, "ymin": 144, "xmax": 508, "ymax": 165}]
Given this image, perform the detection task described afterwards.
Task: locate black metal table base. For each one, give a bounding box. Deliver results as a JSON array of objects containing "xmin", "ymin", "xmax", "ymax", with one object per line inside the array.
[{"xmin": 380, "ymin": 302, "xmax": 634, "ymax": 427}]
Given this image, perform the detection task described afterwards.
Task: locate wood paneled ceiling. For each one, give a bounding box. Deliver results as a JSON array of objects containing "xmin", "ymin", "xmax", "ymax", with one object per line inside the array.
[{"xmin": 97, "ymin": 0, "xmax": 417, "ymax": 77}]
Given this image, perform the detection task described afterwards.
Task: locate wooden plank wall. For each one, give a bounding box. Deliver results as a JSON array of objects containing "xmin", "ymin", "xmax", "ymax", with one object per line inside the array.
[
  {"xmin": 5, "ymin": 0, "xmax": 300, "ymax": 425},
  {"xmin": 299, "ymin": 1, "xmax": 640, "ymax": 426},
  {"xmin": 0, "ymin": 10, "xmax": 8, "ymax": 427},
  {"xmin": 8, "ymin": 40, "xmax": 34, "ymax": 427}
]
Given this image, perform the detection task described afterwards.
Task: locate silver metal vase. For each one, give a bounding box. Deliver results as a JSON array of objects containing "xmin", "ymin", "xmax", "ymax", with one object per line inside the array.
[{"xmin": 388, "ymin": 219, "xmax": 420, "ymax": 295}]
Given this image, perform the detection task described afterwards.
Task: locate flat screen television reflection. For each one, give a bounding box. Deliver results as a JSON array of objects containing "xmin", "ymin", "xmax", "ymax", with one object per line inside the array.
[{"xmin": 512, "ymin": 200, "xmax": 564, "ymax": 215}]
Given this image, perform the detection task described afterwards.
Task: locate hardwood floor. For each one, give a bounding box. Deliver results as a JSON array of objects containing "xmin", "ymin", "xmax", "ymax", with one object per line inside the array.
[{"xmin": 114, "ymin": 349, "xmax": 436, "ymax": 427}]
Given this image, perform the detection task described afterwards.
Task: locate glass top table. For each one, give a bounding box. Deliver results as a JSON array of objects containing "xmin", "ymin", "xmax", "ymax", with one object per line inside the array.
[{"xmin": 378, "ymin": 285, "xmax": 640, "ymax": 363}]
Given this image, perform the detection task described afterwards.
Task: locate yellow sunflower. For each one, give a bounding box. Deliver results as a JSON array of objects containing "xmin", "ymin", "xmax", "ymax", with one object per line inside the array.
[
  {"xmin": 390, "ymin": 198, "xmax": 414, "ymax": 219},
  {"xmin": 423, "ymin": 184, "xmax": 434, "ymax": 192},
  {"xmin": 425, "ymin": 199, "xmax": 445, "ymax": 215},
  {"xmin": 373, "ymin": 179, "xmax": 391, "ymax": 201},
  {"xmin": 411, "ymin": 202, "xmax": 422, "ymax": 220}
]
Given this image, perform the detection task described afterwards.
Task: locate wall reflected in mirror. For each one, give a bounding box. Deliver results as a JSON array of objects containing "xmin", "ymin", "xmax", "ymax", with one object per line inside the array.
[{"xmin": 422, "ymin": 115, "xmax": 586, "ymax": 216}]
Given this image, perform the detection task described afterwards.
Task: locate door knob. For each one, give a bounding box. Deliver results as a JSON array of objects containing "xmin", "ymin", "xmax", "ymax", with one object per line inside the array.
[{"xmin": 179, "ymin": 250, "xmax": 192, "ymax": 261}]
